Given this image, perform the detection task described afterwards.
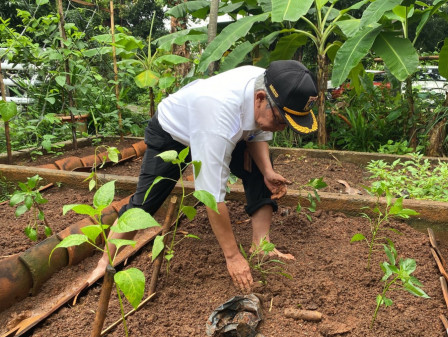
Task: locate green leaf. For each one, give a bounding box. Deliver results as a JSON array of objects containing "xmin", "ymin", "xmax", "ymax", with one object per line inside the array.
[
  {"xmin": 220, "ymin": 41, "xmax": 254, "ymax": 72},
  {"xmin": 197, "ymin": 13, "xmax": 270, "ymax": 73},
  {"xmin": 178, "ymin": 147, "xmax": 190, "ymax": 163},
  {"xmin": 307, "ymin": 177, "xmax": 327, "ymax": 189},
  {"xmin": 372, "ymin": 33, "xmax": 419, "ymax": 81},
  {"xmin": 439, "ymin": 38, "xmax": 448, "ymax": 78},
  {"xmin": 165, "ymin": 253, "xmax": 174, "ymax": 261},
  {"xmin": 10, "ymin": 193, "xmax": 25, "ymax": 206},
  {"xmin": 182, "ymin": 205, "xmax": 197, "ymax": 220},
  {"xmin": 44, "ymin": 226, "xmax": 52, "ymax": 237},
  {"xmin": 193, "ymin": 190, "xmax": 218, "ymax": 213},
  {"xmin": 400, "ymin": 258, "xmax": 417, "ymax": 274},
  {"xmin": 270, "ymin": 33, "xmax": 308, "ymax": 62},
  {"xmin": 0, "ymin": 101, "xmax": 18, "ymax": 122},
  {"xmin": 93, "ymin": 181, "xmax": 115, "ymax": 210},
  {"xmin": 111, "ymin": 208, "xmax": 161, "ymax": 233},
  {"xmin": 152, "ymin": 235, "xmax": 165, "ymax": 261},
  {"xmin": 192, "ymin": 161, "xmax": 202, "ymax": 179},
  {"xmin": 271, "ymin": 0, "xmax": 314, "ymax": 22},
  {"xmin": 25, "ymin": 226, "xmax": 37, "ymax": 241},
  {"xmin": 404, "ymin": 281, "xmax": 430, "ymax": 298},
  {"xmin": 335, "ymin": 19, "xmax": 361, "ymax": 38},
  {"xmin": 81, "ymin": 224, "xmax": 109, "ymax": 243},
  {"xmin": 166, "ymin": 0, "xmax": 210, "ymax": 18},
  {"xmin": 15, "ymin": 204, "xmax": 29, "ymax": 217},
  {"xmin": 158, "ymin": 76, "xmax": 176, "ymax": 90},
  {"xmin": 109, "ymin": 238, "xmax": 136, "ymax": 251},
  {"xmin": 36, "ymin": 0, "xmax": 49, "ymax": 5},
  {"xmin": 185, "ymin": 234, "xmax": 200, "ymax": 239},
  {"xmin": 38, "ymin": 210, "xmax": 45, "ymax": 221},
  {"xmin": 89, "ymin": 179, "xmax": 96, "ymax": 191},
  {"xmin": 331, "ymin": 24, "xmax": 382, "ymax": 87},
  {"xmin": 153, "ymin": 55, "xmax": 190, "ymax": 66},
  {"xmin": 107, "ymin": 147, "xmax": 120, "ymax": 163},
  {"xmin": 144, "ymin": 176, "xmax": 165, "ymax": 202},
  {"xmin": 359, "ymin": 0, "xmax": 402, "ymax": 29},
  {"xmin": 115, "ymin": 268, "xmax": 145, "ymax": 309},
  {"xmin": 350, "ymin": 233, "xmax": 366, "ymax": 242},
  {"xmin": 134, "ymin": 70, "xmax": 160, "ymax": 89},
  {"xmin": 55, "ymin": 75, "xmax": 66, "ymax": 87},
  {"xmin": 65, "ymin": 204, "xmax": 97, "ymax": 216},
  {"xmin": 45, "ymin": 97, "xmax": 56, "ymax": 105},
  {"xmin": 24, "ymin": 195, "xmax": 33, "ymax": 210},
  {"xmin": 383, "ymin": 244, "xmax": 396, "ymax": 265},
  {"xmin": 157, "ymin": 150, "xmax": 178, "ymax": 163}
]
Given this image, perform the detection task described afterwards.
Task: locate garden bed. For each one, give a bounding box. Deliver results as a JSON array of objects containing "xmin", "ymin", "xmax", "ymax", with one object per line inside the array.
[{"xmin": 0, "ymin": 142, "xmax": 447, "ymax": 336}]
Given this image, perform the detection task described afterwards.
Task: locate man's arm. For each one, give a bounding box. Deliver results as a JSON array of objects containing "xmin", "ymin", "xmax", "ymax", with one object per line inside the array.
[
  {"xmin": 246, "ymin": 141, "xmax": 290, "ymax": 199},
  {"xmin": 206, "ymin": 202, "xmax": 253, "ymax": 292}
]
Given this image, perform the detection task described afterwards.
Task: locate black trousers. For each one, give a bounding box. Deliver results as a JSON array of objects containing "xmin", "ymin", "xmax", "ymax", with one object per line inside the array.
[{"xmin": 118, "ymin": 113, "xmax": 278, "ymax": 217}]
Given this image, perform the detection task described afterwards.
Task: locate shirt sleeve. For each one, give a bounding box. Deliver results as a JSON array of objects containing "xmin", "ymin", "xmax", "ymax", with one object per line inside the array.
[{"xmin": 248, "ymin": 130, "xmax": 273, "ymax": 142}]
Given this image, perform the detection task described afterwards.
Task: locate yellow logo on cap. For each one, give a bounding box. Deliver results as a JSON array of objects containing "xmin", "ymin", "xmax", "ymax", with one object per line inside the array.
[{"xmin": 269, "ymin": 84, "xmax": 279, "ymax": 98}]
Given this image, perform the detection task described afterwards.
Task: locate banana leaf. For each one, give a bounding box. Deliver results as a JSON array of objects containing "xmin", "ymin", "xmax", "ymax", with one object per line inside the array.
[
  {"xmin": 271, "ymin": 0, "xmax": 314, "ymax": 23},
  {"xmin": 269, "ymin": 33, "xmax": 308, "ymax": 62},
  {"xmin": 439, "ymin": 38, "xmax": 448, "ymax": 79},
  {"xmin": 359, "ymin": 0, "xmax": 402, "ymax": 29},
  {"xmin": 372, "ymin": 32, "xmax": 419, "ymax": 81},
  {"xmin": 197, "ymin": 13, "xmax": 269, "ymax": 73},
  {"xmin": 220, "ymin": 41, "xmax": 254, "ymax": 72},
  {"xmin": 331, "ymin": 23, "xmax": 382, "ymax": 87}
]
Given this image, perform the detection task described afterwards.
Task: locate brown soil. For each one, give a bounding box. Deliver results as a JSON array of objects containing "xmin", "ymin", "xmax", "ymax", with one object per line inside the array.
[{"xmin": 0, "ymin": 142, "xmax": 446, "ymax": 337}]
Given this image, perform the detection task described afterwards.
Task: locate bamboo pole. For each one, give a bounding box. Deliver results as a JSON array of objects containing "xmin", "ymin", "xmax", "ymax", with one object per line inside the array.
[
  {"xmin": 91, "ymin": 265, "xmax": 116, "ymax": 337},
  {"xmin": 56, "ymin": 0, "xmax": 78, "ymax": 150},
  {"xmin": 109, "ymin": 0, "xmax": 122, "ymax": 140},
  {"xmin": 0, "ymin": 61, "xmax": 12, "ymax": 164}
]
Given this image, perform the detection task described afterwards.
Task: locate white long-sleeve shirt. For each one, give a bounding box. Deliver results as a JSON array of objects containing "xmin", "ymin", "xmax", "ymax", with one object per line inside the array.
[{"xmin": 157, "ymin": 66, "xmax": 272, "ymax": 202}]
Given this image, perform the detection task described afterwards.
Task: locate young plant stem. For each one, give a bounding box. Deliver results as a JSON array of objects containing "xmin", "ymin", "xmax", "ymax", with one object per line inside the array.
[
  {"xmin": 33, "ymin": 200, "xmax": 50, "ymax": 228},
  {"xmin": 371, "ymin": 275, "xmax": 398, "ymax": 328},
  {"xmin": 91, "ymin": 265, "xmax": 116, "ymax": 337},
  {"xmin": 115, "ymin": 283, "xmax": 129, "ymax": 336}
]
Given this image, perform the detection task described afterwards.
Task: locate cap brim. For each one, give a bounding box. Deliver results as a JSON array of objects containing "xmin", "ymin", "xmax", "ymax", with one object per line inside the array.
[{"xmin": 282, "ymin": 110, "xmax": 318, "ymax": 135}]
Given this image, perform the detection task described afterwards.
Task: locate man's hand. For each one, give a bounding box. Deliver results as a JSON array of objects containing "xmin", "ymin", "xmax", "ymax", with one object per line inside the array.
[
  {"xmin": 226, "ymin": 253, "xmax": 253, "ymax": 293},
  {"xmin": 264, "ymin": 171, "xmax": 292, "ymax": 200}
]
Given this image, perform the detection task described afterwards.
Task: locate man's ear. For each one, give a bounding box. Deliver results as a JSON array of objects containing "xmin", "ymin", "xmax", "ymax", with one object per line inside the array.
[{"xmin": 254, "ymin": 90, "xmax": 267, "ymax": 103}]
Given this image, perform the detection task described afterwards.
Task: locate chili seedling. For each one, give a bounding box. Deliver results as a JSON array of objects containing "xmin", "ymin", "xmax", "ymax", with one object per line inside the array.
[
  {"xmin": 351, "ymin": 182, "xmax": 418, "ymax": 270},
  {"xmin": 371, "ymin": 242, "xmax": 429, "ymax": 328},
  {"xmin": 84, "ymin": 145, "xmax": 120, "ymax": 191},
  {"xmin": 50, "ymin": 181, "xmax": 160, "ymax": 336},
  {"xmin": 296, "ymin": 177, "xmax": 327, "ymax": 221},
  {"xmin": 9, "ymin": 174, "xmax": 52, "ymax": 241}
]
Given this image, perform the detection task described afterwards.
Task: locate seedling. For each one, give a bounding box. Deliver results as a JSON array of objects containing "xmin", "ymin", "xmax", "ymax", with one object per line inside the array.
[
  {"xmin": 240, "ymin": 237, "xmax": 292, "ymax": 285},
  {"xmin": 9, "ymin": 175, "xmax": 52, "ymax": 241},
  {"xmin": 296, "ymin": 177, "xmax": 327, "ymax": 221},
  {"xmin": 50, "ymin": 181, "xmax": 160, "ymax": 336},
  {"xmin": 371, "ymin": 242, "xmax": 429, "ymax": 328},
  {"xmin": 84, "ymin": 145, "xmax": 120, "ymax": 191},
  {"xmin": 351, "ymin": 182, "xmax": 419, "ymax": 270},
  {"xmin": 148, "ymin": 147, "xmax": 218, "ymax": 271}
]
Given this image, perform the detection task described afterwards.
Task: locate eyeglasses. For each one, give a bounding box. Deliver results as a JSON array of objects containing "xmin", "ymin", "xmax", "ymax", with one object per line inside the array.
[{"xmin": 266, "ymin": 98, "xmax": 286, "ymax": 125}]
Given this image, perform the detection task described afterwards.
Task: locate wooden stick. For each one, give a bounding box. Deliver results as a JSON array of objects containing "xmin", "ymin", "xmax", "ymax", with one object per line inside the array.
[
  {"xmin": 101, "ymin": 292, "xmax": 156, "ymax": 335},
  {"xmin": 431, "ymin": 248, "xmax": 448, "ymax": 281},
  {"xmin": 428, "ymin": 228, "xmax": 447, "ymax": 269},
  {"xmin": 440, "ymin": 314, "xmax": 448, "ymax": 335},
  {"xmin": 441, "ymin": 277, "xmax": 448, "ymax": 311},
  {"xmin": 91, "ymin": 265, "xmax": 116, "ymax": 337},
  {"xmin": 148, "ymin": 196, "xmax": 178, "ymax": 295}
]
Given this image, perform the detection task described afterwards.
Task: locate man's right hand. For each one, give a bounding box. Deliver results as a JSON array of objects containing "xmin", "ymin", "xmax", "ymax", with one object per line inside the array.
[{"xmin": 226, "ymin": 253, "xmax": 253, "ymax": 293}]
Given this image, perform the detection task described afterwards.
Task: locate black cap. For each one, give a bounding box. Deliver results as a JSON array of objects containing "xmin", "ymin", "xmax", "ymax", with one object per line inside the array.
[{"xmin": 264, "ymin": 60, "xmax": 318, "ymax": 134}]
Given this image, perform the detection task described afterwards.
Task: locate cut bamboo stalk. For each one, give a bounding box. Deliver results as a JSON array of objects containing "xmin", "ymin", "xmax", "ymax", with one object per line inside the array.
[
  {"xmin": 91, "ymin": 265, "xmax": 116, "ymax": 337},
  {"xmin": 440, "ymin": 314, "xmax": 448, "ymax": 335},
  {"xmin": 431, "ymin": 248, "xmax": 448, "ymax": 281},
  {"xmin": 441, "ymin": 277, "xmax": 448, "ymax": 311}
]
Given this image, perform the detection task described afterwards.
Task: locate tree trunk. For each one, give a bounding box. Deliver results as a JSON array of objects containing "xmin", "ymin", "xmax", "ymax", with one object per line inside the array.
[
  {"xmin": 0, "ymin": 61, "xmax": 12, "ymax": 164},
  {"xmin": 56, "ymin": 0, "xmax": 77, "ymax": 150},
  {"xmin": 168, "ymin": 0, "xmax": 191, "ymax": 78},
  {"xmin": 425, "ymin": 92, "xmax": 448, "ymax": 157},
  {"xmin": 317, "ymin": 53, "xmax": 327, "ymax": 146},
  {"xmin": 207, "ymin": 0, "xmax": 219, "ymax": 75},
  {"xmin": 405, "ymin": 77, "xmax": 416, "ymax": 148}
]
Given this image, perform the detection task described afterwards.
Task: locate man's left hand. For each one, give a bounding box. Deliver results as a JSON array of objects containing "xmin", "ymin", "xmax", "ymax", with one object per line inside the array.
[{"xmin": 264, "ymin": 171, "xmax": 291, "ymax": 200}]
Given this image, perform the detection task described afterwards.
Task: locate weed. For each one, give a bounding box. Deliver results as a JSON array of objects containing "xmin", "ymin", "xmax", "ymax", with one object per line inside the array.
[
  {"xmin": 240, "ymin": 237, "xmax": 292, "ymax": 285},
  {"xmin": 371, "ymin": 242, "xmax": 429, "ymax": 328},
  {"xmin": 351, "ymin": 183, "xmax": 418, "ymax": 270},
  {"xmin": 9, "ymin": 175, "xmax": 52, "ymax": 241}
]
